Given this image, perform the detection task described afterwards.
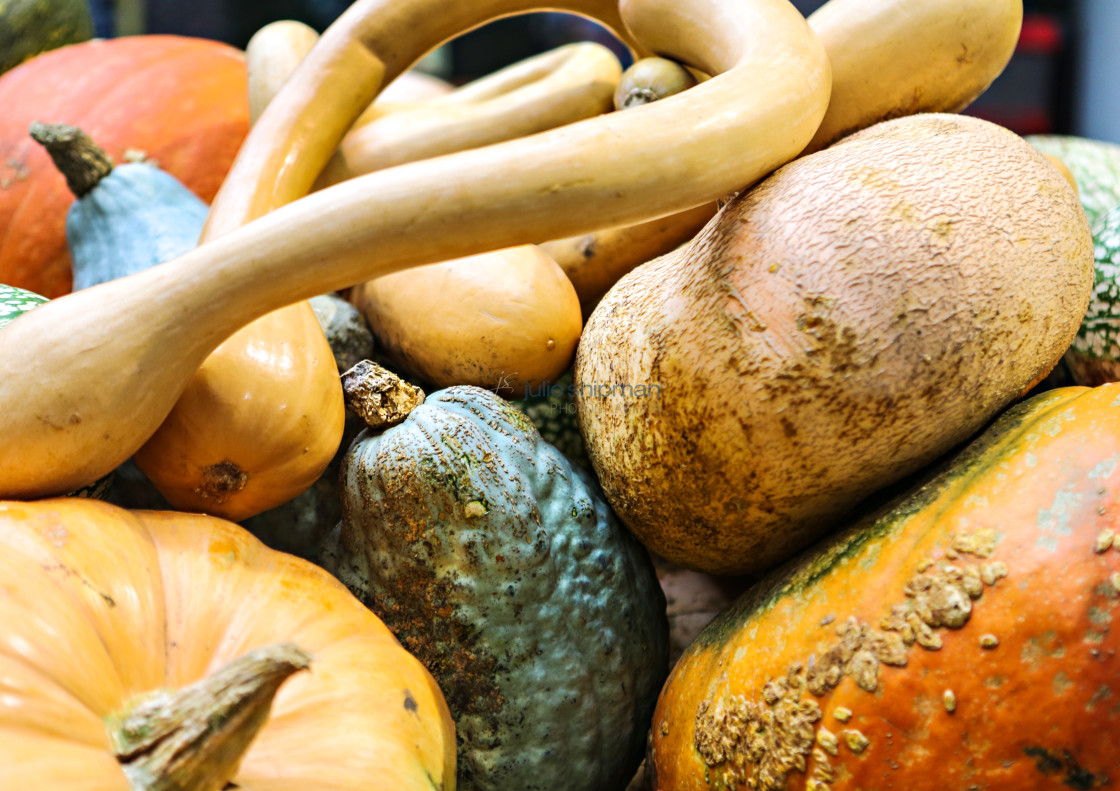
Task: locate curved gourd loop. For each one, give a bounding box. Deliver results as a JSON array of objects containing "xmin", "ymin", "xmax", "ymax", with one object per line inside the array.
[
  {"xmin": 315, "ymin": 41, "xmax": 623, "ymax": 186},
  {"xmin": 0, "ymin": 0, "xmax": 830, "ymax": 499}
]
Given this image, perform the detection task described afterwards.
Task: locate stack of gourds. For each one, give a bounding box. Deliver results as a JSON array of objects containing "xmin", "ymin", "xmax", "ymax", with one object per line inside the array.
[{"xmin": 1, "ymin": 0, "xmax": 1118, "ymax": 789}]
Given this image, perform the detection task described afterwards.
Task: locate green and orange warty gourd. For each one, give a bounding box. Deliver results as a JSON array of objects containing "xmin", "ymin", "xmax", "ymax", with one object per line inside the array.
[
  {"xmin": 649, "ymin": 383, "xmax": 1120, "ymax": 791},
  {"xmin": 0, "ymin": 34, "xmax": 249, "ymax": 297},
  {"xmin": 0, "ymin": 497, "xmax": 455, "ymax": 790}
]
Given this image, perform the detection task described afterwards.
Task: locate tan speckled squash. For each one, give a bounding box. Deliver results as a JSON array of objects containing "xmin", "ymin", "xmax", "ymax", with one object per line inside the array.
[{"xmin": 576, "ymin": 113, "xmax": 1094, "ymax": 576}]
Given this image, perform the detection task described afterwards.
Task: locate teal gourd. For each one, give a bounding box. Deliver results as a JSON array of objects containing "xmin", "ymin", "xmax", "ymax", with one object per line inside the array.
[
  {"xmin": 319, "ymin": 383, "xmax": 668, "ymax": 791},
  {"xmin": 31, "ymin": 122, "xmax": 207, "ymax": 291}
]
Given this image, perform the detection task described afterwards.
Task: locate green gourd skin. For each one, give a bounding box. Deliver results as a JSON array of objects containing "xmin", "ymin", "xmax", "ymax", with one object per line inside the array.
[
  {"xmin": 67, "ymin": 162, "xmax": 208, "ymax": 291},
  {"xmin": 0, "ymin": 0, "xmax": 94, "ymax": 75},
  {"xmin": 1026, "ymin": 135, "xmax": 1120, "ymax": 386},
  {"xmin": 319, "ymin": 384, "xmax": 668, "ymax": 791},
  {"xmin": 0, "ymin": 283, "xmax": 48, "ymax": 327}
]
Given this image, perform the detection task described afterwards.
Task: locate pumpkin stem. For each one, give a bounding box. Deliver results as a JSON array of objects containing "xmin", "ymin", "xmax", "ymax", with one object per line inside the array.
[
  {"xmin": 29, "ymin": 121, "xmax": 114, "ymax": 198},
  {"xmin": 341, "ymin": 359, "xmax": 425, "ymax": 429},
  {"xmin": 106, "ymin": 642, "xmax": 311, "ymax": 791}
]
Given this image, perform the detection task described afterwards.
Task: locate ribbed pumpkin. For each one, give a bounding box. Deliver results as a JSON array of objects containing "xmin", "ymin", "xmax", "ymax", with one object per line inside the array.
[
  {"xmin": 0, "ymin": 497, "xmax": 456, "ymax": 790},
  {"xmin": 0, "ymin": 35, "xmax": 248, "ymax": 297},
  {"xmin": 649, "ymin": 383, "xmax": 1120, "ymax": 791}
]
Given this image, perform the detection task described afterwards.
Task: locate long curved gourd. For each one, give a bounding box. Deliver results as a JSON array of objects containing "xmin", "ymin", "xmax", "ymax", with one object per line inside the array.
[
  {"xmin": 544, "ymin": 0, "xmax": 1023, "ymax": 309},
  {"xmin": 130, "ymin": 21, "xmax": 348, "ymax": 521},
  {"xmin": 343, "ymin": 43, "xmax": 622, "ymax": 389},
  {"xmin": 0, "ymin": 0, "xmax": 830, "ymax": 500},
  {"xmin": 316, "ymin": 41, "xmax": 622, "ymax": 185},
  {"xmin": 256, "ymin": 30, "xmax": 618, "ymax": 389}
]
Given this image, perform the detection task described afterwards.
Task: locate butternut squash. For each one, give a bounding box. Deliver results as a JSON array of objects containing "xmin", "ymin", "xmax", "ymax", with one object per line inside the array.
[
  {"xmin": 130, "ymin": 20, "xmax": 347, "ymax": 522},
  {"xmin": 544, "ymin": 0, "xmax": 1023, "ymax": 310},
  {"xmin": 0, "ymin": 0, "xmax": 830, "ymax": 500}
]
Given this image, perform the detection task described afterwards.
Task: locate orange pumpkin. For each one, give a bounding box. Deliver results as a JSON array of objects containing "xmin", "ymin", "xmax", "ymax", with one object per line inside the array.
[
  {"xmin": 0, "ymin": 497, "xmax": 456, "ymax": 789},
  {"xmin": 0, "ymin": 35, "xmax": 249, "ymax": 297},
  {"xmin": 649, "ymin": 384, "xmax": 1120, "ymax": 790}
]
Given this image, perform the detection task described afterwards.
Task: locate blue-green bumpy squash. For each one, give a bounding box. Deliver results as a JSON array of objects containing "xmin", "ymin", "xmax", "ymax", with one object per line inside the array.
[{"xmin": 319, "ymin": 384, "xmax": 669, "ymax": 791}]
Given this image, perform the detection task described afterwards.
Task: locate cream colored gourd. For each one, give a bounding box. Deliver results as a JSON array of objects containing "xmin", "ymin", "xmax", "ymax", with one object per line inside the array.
[
  {"xmin": 0, "ymin": 0, "xmax": 830, "ymax": 500},
  {"xmin": 130, "ymin": 20, "xmax": 346, "ymax": 522},
  {"xmin": 544, "ymin": 0, "xmax": 1023, "ymax": 309}
]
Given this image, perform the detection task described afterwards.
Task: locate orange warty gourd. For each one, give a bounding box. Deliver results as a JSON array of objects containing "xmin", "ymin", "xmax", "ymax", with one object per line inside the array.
[
  {"xmin": 0, "ymin": 35, "xmax": 249, "ymax": 297},
  {"xmin": 648, "ymin": 384, "xmax": 1120, "ymax": 791},
  {"xmin": 0, "ymin": 497, "xmax": 456, "ymax": 790}
]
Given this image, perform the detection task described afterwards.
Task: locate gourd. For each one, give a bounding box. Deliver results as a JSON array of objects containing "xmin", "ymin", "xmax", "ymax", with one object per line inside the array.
[
  {"xmin": 648, "ymin": 383, "xmax": 1120, "ymax": 791},
  {"xmin": 0, "ymin": 0, "xmax": 831, "ymax": 501},
  {"xmin": 0, "ymin": 497, "xmax": 456, "ymax": 789},
  {"xmin": 1027, "ymin": 134, "xmax": 1120, "ymax": 227},
  {"xmin": 544, "ymin": 0, "xmax": 1023, "ymax": 311},
  {"xmin": 576, "ymin": 113, "xmax": 1093, "ymax": 576},
  {"xmin": 31, "ymin": 122, "xmax": 209, "ymax": 291},
  {"xmin": 318, "ymin": 377, "xmax": 668, "ymax": 791},
  {"xmin": 0, "ymin": 35, "xmax": 249, "ymax": 297},
  {"xmin": 1027, "ymin": 135, "xmax": 1120, "ymax": 387},
  {"xmin": 0, "ymin": 0, "xmax": 94, "ymax": 75},
  {"xmin": 241, "ymin": 293, "xmax": 377, "ymax": 560},
  {"xmin": 0, "ymin": 282, "xmax": 48, "ymax": 328},
  {"xmin": 335, "ymin": 42, "xmax": 620, "ymax": 390},
  {"xmin": 1065, "ymin": 204, "xmax": 1120, "ymax": 386},
  {"xmin": 131, "ymin": 21, "xmax": 347, "ymax": 521}
]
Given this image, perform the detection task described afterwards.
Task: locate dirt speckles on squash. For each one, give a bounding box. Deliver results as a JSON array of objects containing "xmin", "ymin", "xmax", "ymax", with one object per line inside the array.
[
  {"xmin": 1094, "ymin": 529, "xmax": 1115, "ymax": 553},
  {"xmin": 842, "ymin": 729, "xmax": 870, "ymax": 754},
  {"xmin": 832, "ymin": 707, "xmax": 852, "ymax": 724}
]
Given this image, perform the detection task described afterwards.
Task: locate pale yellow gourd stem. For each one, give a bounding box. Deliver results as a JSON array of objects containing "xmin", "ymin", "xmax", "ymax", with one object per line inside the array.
[{"xmin": 0, "ymin": 0, "xmax": 830, "ymax": 499}]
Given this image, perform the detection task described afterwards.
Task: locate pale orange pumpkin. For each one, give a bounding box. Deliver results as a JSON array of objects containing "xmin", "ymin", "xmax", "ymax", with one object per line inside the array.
[{"xmin": 0, "ymin": 497, "xmax": 456, "ymax": 790}]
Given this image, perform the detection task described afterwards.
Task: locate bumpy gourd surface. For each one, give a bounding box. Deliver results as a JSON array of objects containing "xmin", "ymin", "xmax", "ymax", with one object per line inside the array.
[
  {"xmin": 0, "ymin": 283, "xmax": 47, "ymax": 327},
  {"xmin": 320, "ymin": 385, "xmax": 668, "ymax": 791}
]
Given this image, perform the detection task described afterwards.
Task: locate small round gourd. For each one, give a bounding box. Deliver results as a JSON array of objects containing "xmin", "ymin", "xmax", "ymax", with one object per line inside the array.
[{"xmin": 320, "ymin": 383, "xmax": 668, "ymax": 791}]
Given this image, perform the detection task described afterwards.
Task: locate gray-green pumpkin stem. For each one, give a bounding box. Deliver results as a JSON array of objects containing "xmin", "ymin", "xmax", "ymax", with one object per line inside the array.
[
  {"xmin": 106, "ymin": 642, "xmax": 311, "ymax": 791},
  {"xmin": 29, "ymin": 121, "xmax": 114, "ymax": 198}
]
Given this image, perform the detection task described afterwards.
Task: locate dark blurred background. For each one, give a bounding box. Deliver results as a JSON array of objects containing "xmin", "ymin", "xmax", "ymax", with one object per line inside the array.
[{"xmin": 88, "ymin": 0, "xmax": 1117, "ymax": 142}]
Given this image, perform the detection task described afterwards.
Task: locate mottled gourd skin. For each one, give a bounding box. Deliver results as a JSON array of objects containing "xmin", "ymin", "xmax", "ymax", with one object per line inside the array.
[
  {"xmin": 1065, "ymin": 205, "xmax": 1120, "ymax": 386},
  {"xmin": 577, "ymin": 113, "xmax": 1094, "ymax": 577},
  {"xmin": 67, "ymin": 162, "xmax": 208, "ymax": 290},
  {"xmin": 0, "ymin": 283, "xmax": 48, "ymax": 327},
  {"xmin": 319, "ymin": 385, "xmax": 669, "ymax": 791},
  {"xmin": 649, "ymin": 384, "xmax": 1120, "ymax": 791}
]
